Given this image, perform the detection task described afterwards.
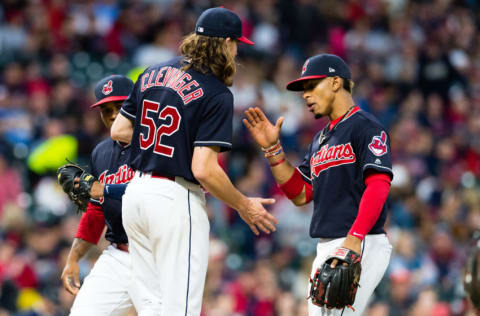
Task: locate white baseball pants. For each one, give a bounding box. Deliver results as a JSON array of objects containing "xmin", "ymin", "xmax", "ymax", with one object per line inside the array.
[
  {"xmin": 308, "ymin": 234, "xmax": 392, "ymax": 316},
  {"xmin": 69, "ymin": 245, "xmax": 133, "ymax": 316},
  {"xmin": 122, "ymin": 172, "xmax": 209, "ymax": 316}
]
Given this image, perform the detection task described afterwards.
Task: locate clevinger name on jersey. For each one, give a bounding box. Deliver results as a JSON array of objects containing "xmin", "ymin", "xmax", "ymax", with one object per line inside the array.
[{"xmin": 139, "ymin": 66, "xmax": 204, "ymax": 105}]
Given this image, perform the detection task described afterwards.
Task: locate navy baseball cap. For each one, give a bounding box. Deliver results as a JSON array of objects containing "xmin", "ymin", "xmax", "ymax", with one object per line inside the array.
[
  {"xmin": 286, "ymin": 54, "xmax": 351, "ymax": 91},
  {"xmin": 90, "ymin": 75, "xmax": 134, "ymax": 108},
  {"xmin": 195, "ymin": 7, "xmax": 254, "ymax": 45}
]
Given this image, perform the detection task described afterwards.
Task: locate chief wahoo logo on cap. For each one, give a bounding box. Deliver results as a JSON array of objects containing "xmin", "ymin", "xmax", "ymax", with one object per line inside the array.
[
  {"xmin": 102, "ymin": 80, "xmax": 113, "ymax": 95},
  {"xmin": 302, "ymin": 59, "xmax": 310, "ymax": 75}
]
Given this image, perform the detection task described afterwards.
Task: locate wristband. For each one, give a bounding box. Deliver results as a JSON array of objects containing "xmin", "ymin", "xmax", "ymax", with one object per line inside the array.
[
  {"xmin": 264, "ymin": 148, "xmax": 283, "ymax": 158},
  {"xmin": 261, "ymin": 140, "xmax": 280, "ymax": 153},
  {"xmin": 279, "ymin": 168, "xmax": 304, "ymax": 199},
  {"xmin": 270, "ymin": 158, "xmax": 285, "ymax": 167}
]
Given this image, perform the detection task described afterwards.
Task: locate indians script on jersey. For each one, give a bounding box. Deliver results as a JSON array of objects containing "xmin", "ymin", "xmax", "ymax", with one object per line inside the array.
[
  {"xmin": 97, "ymin": 164, "xmax": 134, "ymax": 203},
  {"xmin": 310, "ymin": 143, "xmax": 356, "ymax": 177}
]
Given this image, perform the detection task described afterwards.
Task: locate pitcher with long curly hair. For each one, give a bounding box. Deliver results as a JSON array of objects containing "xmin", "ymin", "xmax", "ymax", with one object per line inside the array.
[{"xmin": 110, "ymin": 7, "xmax": 277, "ymax": 316}]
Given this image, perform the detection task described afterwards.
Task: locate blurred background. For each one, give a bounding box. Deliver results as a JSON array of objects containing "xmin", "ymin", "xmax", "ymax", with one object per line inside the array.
[{"xmin": 0, "ymin": 0, "xmax": 479, "ymax": 315}]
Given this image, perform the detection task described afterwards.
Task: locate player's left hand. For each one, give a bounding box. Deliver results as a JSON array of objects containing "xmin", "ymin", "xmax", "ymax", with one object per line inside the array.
[
  {"xmin": 330, "ymin": 234, "xmax": 362, "ymax": 268},
  {"xmin": 61, "ymin": 261, "xmax": 81, "ymax": 295}
]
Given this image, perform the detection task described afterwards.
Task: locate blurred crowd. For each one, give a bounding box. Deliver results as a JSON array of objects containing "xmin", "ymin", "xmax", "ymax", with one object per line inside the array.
[{"xmin": 0, "ymin": 0, "xmax": 479, "ymax": 315}]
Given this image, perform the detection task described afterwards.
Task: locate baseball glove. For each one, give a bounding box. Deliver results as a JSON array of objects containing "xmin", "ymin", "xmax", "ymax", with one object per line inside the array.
[
  {"xmin": 309, "ymin": 247, "xmax": 362, "ymax": 310},
  {"xmin": 57, "ymin": 163, "xmax": 95, "ymax": 212}
]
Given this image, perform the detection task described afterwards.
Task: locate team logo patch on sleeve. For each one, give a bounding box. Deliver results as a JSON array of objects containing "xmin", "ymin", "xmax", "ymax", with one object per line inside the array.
[
  {"xmin": 368, "ymin": 131, "xmax": 388, "ymax": 156},
  {"xmin": 102, "ymin": 80, "xmax": 113, "ymax": 95}
]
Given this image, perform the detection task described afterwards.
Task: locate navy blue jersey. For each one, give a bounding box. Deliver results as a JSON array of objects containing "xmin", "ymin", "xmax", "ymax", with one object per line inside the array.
[
  {"xmin": 89, "ymin": 138, "xmax": 134, "ymax": 244},
  {"xmin": 120, "ymin": 57, "xmax": 233, "ymax": 183},
  {"xmin": 297, "ymin": 107, "xmax": 393, "ymax": 238}
]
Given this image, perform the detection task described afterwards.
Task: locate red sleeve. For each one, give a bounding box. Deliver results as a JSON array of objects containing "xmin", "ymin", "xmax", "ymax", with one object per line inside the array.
[
  {"xmin": 75, "ymin": 202, "xmax": 105, "ymax": 244},
  {"xmin": 304, "ymin": 182, "xmax": 313, "ymax": 203},
  {"xmin": 348, "ymin": 172, "xmax": 391, "ymax": 240},
  {"xmin": 279, "ymin": 168, "xmax": 304, "ymax": 199},
  {"xmin": 279, "ymin": 168, "xmax": 314, "ymax": 202}
]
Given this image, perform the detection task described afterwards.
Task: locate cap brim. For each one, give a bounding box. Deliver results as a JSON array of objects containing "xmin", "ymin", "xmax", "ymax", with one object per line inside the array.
[
  {"xmin": 285, "ymin": 75, "xmax": 327, "ymax": 91},
  {"xmin": 237, "ymin": 36, "xmax": 254, "ymax": 45},
  {"xmin": 90, "ymin": 96, "xmax": 128, "ymax": 108}
]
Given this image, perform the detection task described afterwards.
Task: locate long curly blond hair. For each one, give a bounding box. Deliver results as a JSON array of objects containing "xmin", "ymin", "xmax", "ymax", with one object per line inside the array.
[{"xmin": 180, "ymin": 33, "xmax": 236, "ymax": 86}]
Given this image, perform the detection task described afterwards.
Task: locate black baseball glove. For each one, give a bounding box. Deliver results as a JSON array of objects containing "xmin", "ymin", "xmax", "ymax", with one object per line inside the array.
[
  {"xmin": 57, "ymin": 163, "xmax": 96, "ymax": 213},
  {"xmin": 309, "ymin": 247, "xmax": 362, "ymax": 310}
]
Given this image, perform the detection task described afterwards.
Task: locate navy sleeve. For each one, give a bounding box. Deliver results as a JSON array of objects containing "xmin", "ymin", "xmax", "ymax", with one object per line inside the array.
[
  {"xmin": 297, "ymin": 143, "xmax": 313, "ymax": 184},
  {"xmin": 89, "ymin": 151, "xmax": 102, "ymax": 205},
  {"xmin": 194, "ymin": 92, "xmax": 233, "ymax": 152},
  {"xmin": 120, "ymin": 76, "xmax": 140, "ymax": 122},
  {"xmin": 104, "ymin": 184, "xmax": 127, "ymax": 200},
  {"xmin": 88, "ymin": 154, "xmax": 97, "ymax": 178},
  {"xmin": 354, "ymin": 126, "xmax": 393, "ymax": 179}
]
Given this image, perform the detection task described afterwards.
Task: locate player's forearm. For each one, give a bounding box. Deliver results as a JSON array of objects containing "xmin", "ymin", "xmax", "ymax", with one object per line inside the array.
[
  {"xmin": 291, "ymin": 188, "xmax": 307, "ymax": 206},
  {"xmin": 348, "ymin": 173, "xmax": 391, "ymax": 240},
  {"xmin": 67, "ymin": 238, "xmax": 94, "ymax": 263},
  {"xmin": 266, "ymin": 152, "xmax": 308, "ymax": 206},
  {"xmin": 192, "ymin": 146, "xmax": 250, "ymax": 210},
  {"xmin": 111, "ymin": 128, "xmax": 132, "ymax": 143},
  {"xmin": 194, "ymin": 162, "xmax": 249, "ymax": 211},
  {"xmin": 267, "ymin": 151, "xmax": 296, "ymax": 184},
  {"xmin": 111, "ymin": 112, "xmax": 133, "ymax": 143}
]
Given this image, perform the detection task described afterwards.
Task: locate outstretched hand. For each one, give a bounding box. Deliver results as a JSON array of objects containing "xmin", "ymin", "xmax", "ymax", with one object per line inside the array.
[
  {"xmin": 243, "ymin": 107, "xmax": 284, "ymax": 148},
  {"xmin": 238, "ymin": 197, "xmax": 278, "ymax": 235}
]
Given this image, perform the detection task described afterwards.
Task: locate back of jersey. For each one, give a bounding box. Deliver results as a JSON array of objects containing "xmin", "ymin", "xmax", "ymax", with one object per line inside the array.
[{"xmin": 120, "ymin": 57, "xmax": 233, "ymax": 183}]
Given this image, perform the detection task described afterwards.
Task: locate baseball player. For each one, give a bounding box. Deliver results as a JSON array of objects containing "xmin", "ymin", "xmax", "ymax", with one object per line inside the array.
[
  {"xmin": 109, "ymin": 7, "xmax": 278, "ymax": 316},
  {"xmin": 243, "ymin": 54, "xmax": 393, "ymax": 315},
  {"xmin": 61, "ymin": 75, "xmax": 136, "ymax": 316},
  {"xmin": 464, "ymin": 231, "xmax": 480, "ymax": 313}
]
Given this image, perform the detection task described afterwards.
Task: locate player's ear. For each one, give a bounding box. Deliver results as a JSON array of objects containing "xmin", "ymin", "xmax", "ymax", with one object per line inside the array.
[
  {"xmin": 331, "ymin": 77, "xmax": 342, "ymax": 92},
  {"xmin": 225, "ymin": 37, "xmax": 232, "ymax": 48}
]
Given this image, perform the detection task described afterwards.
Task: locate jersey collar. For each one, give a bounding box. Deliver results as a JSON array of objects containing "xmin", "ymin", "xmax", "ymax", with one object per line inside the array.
[
  {"xmin": 319, "ymin": 106, "xmax": 361, "ymax": 145},
  {"xmin": 328, "ymin": 106, "xmax": 360, "ymax": 131},
  {"xmin": 115, "ymin": 140, "xmax": 131, "ymax": 148}
]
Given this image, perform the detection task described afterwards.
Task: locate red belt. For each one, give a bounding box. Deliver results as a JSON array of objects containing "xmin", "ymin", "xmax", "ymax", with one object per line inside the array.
[
  {"xmin": 151, "ymin": 173, "xmax": 175, "ymax": 181},
  {"xmin": 115, "ymin": 243, "xmax": 129, "ymax": 252}
]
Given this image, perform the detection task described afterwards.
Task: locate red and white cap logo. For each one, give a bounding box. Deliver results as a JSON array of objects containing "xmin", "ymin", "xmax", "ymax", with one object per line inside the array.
[
  {"xmin": 368, "ymin": 131, "xmax": 388, "ymax": 156},
  {"xmin": 102, "ymin": 80, "xmax": 113, "ymax": 95},
  {"xmin": 301, "ymin": 59, "xmax": 310, "ymax": 75}
]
